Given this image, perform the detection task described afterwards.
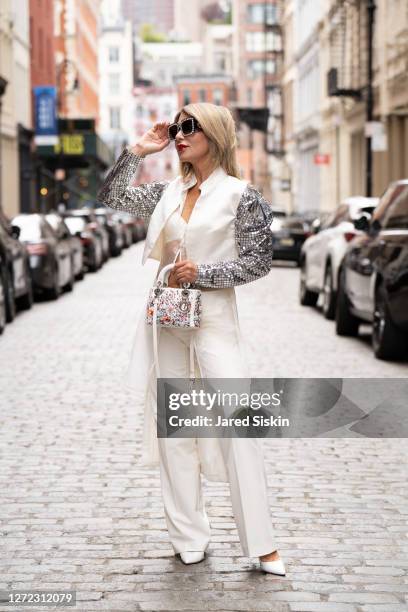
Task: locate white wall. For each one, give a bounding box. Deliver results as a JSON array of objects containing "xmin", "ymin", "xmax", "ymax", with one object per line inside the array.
[
  {"xmin": 98, "ymin": 19, "xmax": 134, "ymax": 156},
  {"xmin": 292, "ymin": 0, "xmax": 324, "ymax": 213},
  {"xmin": 139, "ymin": 42, "xmax": 203, "ymax": 87},
  {"xmin": 0, "ymin": 0, "xmax": 31, "ymax": 216}
]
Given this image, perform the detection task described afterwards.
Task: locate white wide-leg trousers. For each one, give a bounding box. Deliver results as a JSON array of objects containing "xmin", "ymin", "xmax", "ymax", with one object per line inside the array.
[{"xmin": 151, "ymin": 292, "xmax": 277, "ymax": 558}]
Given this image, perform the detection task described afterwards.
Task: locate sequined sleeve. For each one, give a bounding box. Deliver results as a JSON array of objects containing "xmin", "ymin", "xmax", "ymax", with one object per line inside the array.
[
  {"xmin": 194, "ymin": 185, "xmax": 274, "ymax": 288},
  {"xmin": 96, "ymin": 147, "xmax": 169, "ymax": 220}
]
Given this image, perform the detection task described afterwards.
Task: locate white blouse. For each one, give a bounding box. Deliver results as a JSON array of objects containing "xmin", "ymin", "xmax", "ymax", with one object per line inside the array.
[{"xmin": 157, "ymin": 199, "xmax": 188, "ymax": 277}]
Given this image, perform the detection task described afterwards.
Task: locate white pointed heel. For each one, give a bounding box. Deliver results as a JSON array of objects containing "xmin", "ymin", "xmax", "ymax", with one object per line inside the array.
[
  {"xmin": 260, "ymin": 557, "xmax": 286, "ymax": 576},
  {"xmin": 179, "ymin": 551, "xmax": 205, "ymax": 565}
]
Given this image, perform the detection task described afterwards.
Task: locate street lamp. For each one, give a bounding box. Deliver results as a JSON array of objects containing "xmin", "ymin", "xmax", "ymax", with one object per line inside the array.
[
  {"xmin": 56, "ymin": 59, "xmax": 79, "ymax": 116},
  {"xmin": 366, "ymin": 0, "xmax": 376, "ymax": 197},
  {"xmin": 0, "ymin": 76, "xmax": 9, "ymax": 213},
  {"xmin": 55, "ymin": 59, "xmax": 79, "ymax": 209}
]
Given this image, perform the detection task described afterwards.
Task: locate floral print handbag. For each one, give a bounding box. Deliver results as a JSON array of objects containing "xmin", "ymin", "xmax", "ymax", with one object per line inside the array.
[{"xmin": 146, "ymin": 263, "xmax": 202, "ymax": 329}]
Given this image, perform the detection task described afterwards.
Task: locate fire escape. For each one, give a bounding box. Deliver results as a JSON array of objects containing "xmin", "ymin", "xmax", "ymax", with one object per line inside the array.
[
  {"xmin": 234, "ymin": 1, "xmax": 284, "ymax": 158},
  {"xmin": 327, "ymin": 0, "xmax": 377, "ymax": 195},
  {"xmin": 263, "ymin": 0, "xmax": 284, "ymax": 156},
  {"xmin": 327, "ymin": 0, "xmax": 368, "ymax": 99}
]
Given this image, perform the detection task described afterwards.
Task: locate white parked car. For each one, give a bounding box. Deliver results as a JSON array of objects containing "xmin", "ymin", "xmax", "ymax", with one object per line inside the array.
[{"xmin": 299, "ymin": 196, "xmax": 379, "ymax": 319}]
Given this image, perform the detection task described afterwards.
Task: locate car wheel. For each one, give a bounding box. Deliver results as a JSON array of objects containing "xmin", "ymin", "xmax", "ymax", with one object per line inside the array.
[
  {"xmin": 64, "ymin": 261, "xmax": 75, "ymax": 292},
  {"xmin": 4, "ymin": 269, "xmax": 16, "ymax": 323},
  {"xmin": 299, "ymin": 261, "xmax": 318, "ymax": 306},
  {"xmin": 89, "ymin": 248, "xmax": 98, "ymax": 272},
  {"xmin": 17, "ymin": 266, "xmax": 34, "ymax": 310},
  {"xmin": 372, "ymin": 282, "xmax": 407, "ymax": 360},
  {"xmin": 76, "ymin": 268, "xmax": 85, "ymax": 281},
  {"xmin": 335, "ymin": 269, "xmax": 359, "ymax": 336},
  {"xmin": 0, "ymin": 276, "xmax": 6, "ymax": 334},
  {"xmin": 322, "ymin": 263, "xmax": 336, "ymax": 320},
  {"xmin": 47, "ymin": 263, "xmax": 60, "ymax": 300}
]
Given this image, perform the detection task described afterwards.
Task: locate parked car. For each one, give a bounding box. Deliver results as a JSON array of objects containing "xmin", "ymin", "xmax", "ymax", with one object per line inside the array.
[
  {"xmin": 0, "ymin": 254, "xmax": 6, "ymax": 334},
  {"xmin": 112, "ymin": 212, "xmax": 133, "ymax": 248},
  {"xmin": 63, "ymin": 213, "xmax": 103, "ymax": 273},
  {"xmin": 63, "ymin": 209, "xmax": 110, "ymax": 263},
  {"xmin": 299, "ymin": 196, "xmax": 379, "ymax": 319},
  {"xmin": 46, "ymin": 212, "xmax": 85, "ymax": 280},
  {"xmin": 270, "ymin": 209, "xmax": 288, "ymax": 231},
  {"xmin": 132, "ymin": 217, "xmax": 147, "ymax": 242},
  {"xmin": 94, "ymin": 208, "xmax": 124, "ymax": 256},
  {"xmin": 116, "ymin": 211, "xmax": 146, "ymax": 243},
  {"xmin": 272, "ymin": 215, "xmax": 312, "ymax": 265},
  {"xmin": 336, "ymin": 180, "xmax": 408, "ymax": 360},
  {"xmin": 12, "ymin": 214, "xmax": 74, "ymax": 299},
  {"xmin": 0, "ymin": 209, "xmax": 33, "ymax": 320}
]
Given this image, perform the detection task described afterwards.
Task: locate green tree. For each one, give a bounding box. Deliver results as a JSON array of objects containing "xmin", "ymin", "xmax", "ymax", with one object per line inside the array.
[{"xmin": 139, "ymin": 23, "xmax": 167, "ymax": 43}]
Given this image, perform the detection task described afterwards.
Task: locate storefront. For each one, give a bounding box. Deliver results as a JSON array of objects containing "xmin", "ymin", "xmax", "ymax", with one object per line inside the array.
[{"xmin": 35, "ymin": 118, "xmax": 113, "ymax": 212}]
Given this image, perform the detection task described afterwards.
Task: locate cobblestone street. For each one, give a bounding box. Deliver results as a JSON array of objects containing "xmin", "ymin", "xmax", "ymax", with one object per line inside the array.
[{"xmin": 0, "ymin": 242, "xmax": 407, "ymax": 612}]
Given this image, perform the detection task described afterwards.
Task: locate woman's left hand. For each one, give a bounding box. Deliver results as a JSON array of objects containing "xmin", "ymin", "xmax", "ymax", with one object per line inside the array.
[{"xmin": 172, "ymin": 259, "xmax": 198, "ymax": 285}]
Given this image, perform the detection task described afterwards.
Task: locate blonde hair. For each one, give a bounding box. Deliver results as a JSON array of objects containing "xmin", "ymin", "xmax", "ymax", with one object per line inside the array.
[{"xmin": 174, "ymin": 103, "xmax": 241, "ymax": 181}]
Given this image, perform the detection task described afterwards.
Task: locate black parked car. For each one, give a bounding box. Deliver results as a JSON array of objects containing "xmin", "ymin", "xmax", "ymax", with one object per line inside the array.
[
  {"xmin": 0, "ymin": 209, "xmax": 33, "ymax": 321},
  {"xmin": 12, "ymin": 214, "xmax": 74, "ymax": 299},
  {"xmin": 0, "ymin": 253, "xmax": 6, "ymax": 334},
  {"xmin": 94, "ymin": 208, "xmax": 124, "ymax": 256},
  {"xmin": 46, "ymin": 212, "xmax": 85, "ymax": 280},
  {"xmin": 336, "ymin": 179, "xmax": 408, "ymax": 360},
  {"xmin": 63, "ymin": 213, "xmax": 103, "ymax": 272},
  {"xmin": 272, "ymin": 216, "xmax": 312, "ymax": 265}
]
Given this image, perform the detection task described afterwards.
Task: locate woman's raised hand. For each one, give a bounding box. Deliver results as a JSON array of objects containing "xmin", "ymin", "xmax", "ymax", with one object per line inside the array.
[{"xmin": 130, "ymin": 122, "xmax": 170, "ymax": 157}]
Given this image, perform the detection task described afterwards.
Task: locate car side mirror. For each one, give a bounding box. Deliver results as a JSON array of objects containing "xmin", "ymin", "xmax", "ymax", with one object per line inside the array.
[
  {"xmin": 370, "ymin": 218, "xmax": 382, "ymax": 233},
  {"xmin": 11, "ymin": 225, "xmax": 21, "ymax": 239},
  {"xmin": 311, "ymin": 219, "xmax": 321, "ymax": 234},
  {"xmin": 353, "ymin": 213, "xmax": 371, "ymax": 232}
]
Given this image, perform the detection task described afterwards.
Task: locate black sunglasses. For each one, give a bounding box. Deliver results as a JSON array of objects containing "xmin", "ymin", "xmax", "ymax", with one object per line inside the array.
[{"xmin": 168, "ymin": 117, "xmax": 202, "ymax": 140}]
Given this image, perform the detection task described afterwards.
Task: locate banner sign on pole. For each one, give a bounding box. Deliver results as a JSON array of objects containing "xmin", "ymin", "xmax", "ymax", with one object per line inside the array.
[{"xmin": 34, "ymin": 86, "xmax": 58, "ymax": 145}]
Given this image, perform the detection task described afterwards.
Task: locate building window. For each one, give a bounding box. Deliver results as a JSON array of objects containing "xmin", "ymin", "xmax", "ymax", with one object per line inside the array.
[
  {"xmin": 215, "ymin": 53, "xmax": 226, "ymax": 72},
  {"xmin": 109, "ymin": 107, "xmax": 121, "ymax": 129},
  {"xmin": 183, "ymin": 90, "xmax": 191, "ymax": 105},
  {"xmin": 108, "ymin": 73, "xmax": 120, "ymax": 95},
  {"xmin": 108, "ymin": 46, "xmax": 119, "ymax": 62},
  {"xmin": 213, "ymin": 88, "xmax": 223, "ymax": 105},
  {"xmin": 246, "ymin": 31, "xmax": 281, "ymax": 52},
  {"xmin": 199, "ymin": 89, "xmax": 207, "ymax": 102},
  {"xmin": 247, "ymin": 59, "xmax": 276, "ymax": 79},
  {"xmin": 247, "ymin": 3, "xmax": 279, "ymax": 25}
]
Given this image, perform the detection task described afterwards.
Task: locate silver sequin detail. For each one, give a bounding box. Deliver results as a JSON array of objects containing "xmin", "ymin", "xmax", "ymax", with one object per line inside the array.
[
  {"xmin": 96, "ymin": 147, "xmax": 169, "ymax": 219},
  {"xmin": 193, "ymin": 185, "xmax": 274, "ymax": 288},
  {"xmin": 97, "ymin": 150, "xmax": 274, "ymax": 289}
]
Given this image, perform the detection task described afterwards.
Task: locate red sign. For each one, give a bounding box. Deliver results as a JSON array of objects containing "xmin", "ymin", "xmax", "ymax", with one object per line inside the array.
[{"xmin": 314, "ymin": 153, "xmax": 331, "ymax": 165}]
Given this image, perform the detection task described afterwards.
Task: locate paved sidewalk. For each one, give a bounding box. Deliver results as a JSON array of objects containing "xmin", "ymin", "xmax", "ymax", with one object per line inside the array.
[{"xmin": 0, "ymin": 243, "xmax": 407, "ymax": 612}]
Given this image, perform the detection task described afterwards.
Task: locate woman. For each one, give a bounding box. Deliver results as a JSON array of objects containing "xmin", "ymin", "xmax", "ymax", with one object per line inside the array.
[{"xmin": 97, "ymin": 103, "xmax": 286, "ymax": 575}]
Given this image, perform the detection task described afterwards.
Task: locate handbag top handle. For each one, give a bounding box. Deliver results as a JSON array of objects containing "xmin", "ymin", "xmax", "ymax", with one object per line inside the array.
[
  {"xmin": 156, "ymin": 263, "xmax": 176, "ymax": 285},
  {"xmin": 156, "ymin": 263, "xmax": 191, "ymax": 289}
]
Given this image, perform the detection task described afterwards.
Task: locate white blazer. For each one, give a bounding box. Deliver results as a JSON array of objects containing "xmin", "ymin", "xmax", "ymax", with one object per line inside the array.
[{"xmin": 97, "ymin": 147, "xmax": 275, "ymax": 480}]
